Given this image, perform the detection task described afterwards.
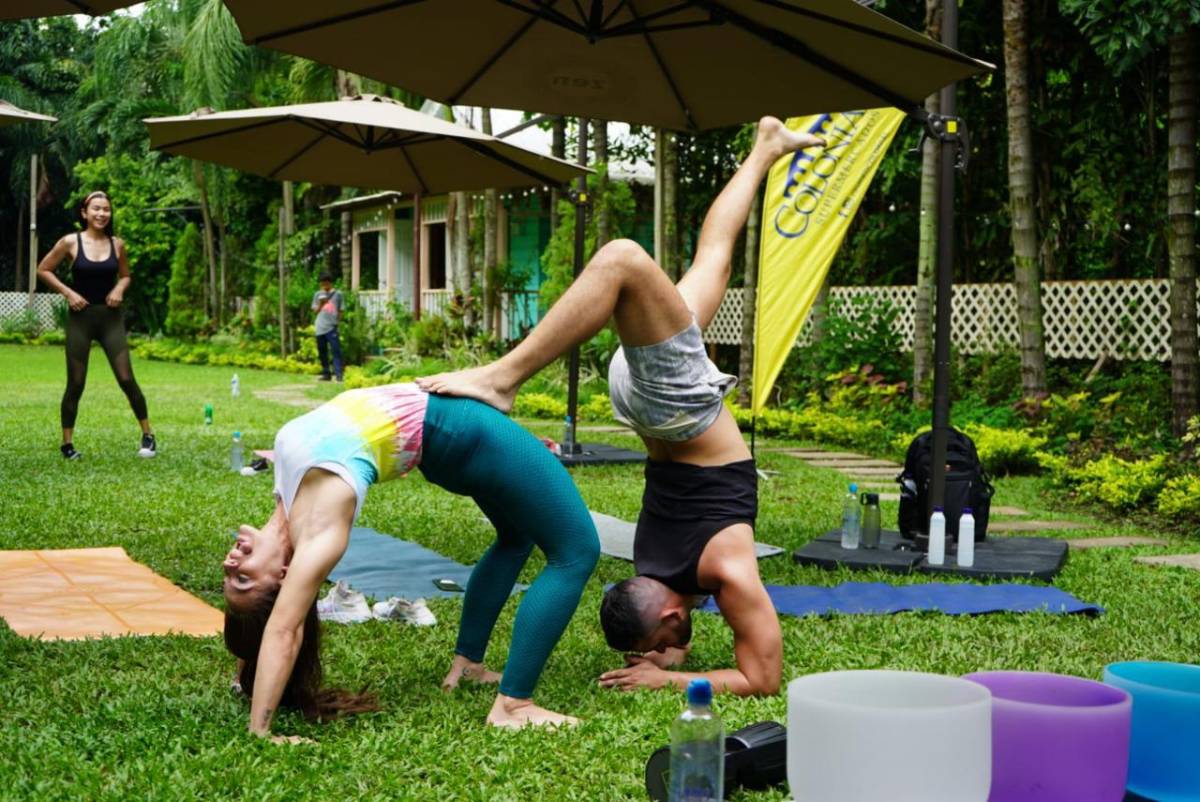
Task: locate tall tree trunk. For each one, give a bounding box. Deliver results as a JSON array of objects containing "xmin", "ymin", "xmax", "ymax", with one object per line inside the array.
[
  {"xmin": 913, "ymin": 0, "xmax": 942, "ymax": 407},
  {"xmin": 192, "ymin": 161, "xmax": 219, "ymax": 320},
  {"xmin": 1168, "ymin": 28, "xmax": 1199, "ymax": 437},
  {"xmin": 340, "ymin": 211, "xmax": 352, "ymax": 281},
  {"xmin": 1003, "ymin": 0, "xmax": 1047, "ymax": 397},
  {"xmin": 594, "ymin": 120, "xmax": 611, "ymax": 247},
  {"xmin": 481, "ymin": 108, "xmax": 499, "ymax": 337},
  {"xmin": 282, "ymin": 180, "xmax": 295, "ymax": 237},
  {"xmin": 451, "ymin": 191, "xmax": 472, "ymax": 328},
  {"xmin": 662, "ymin": 130, "xmax": 679, "ymax": 279},
  {"xmin": 335, "ymin": 69, "xmax": 361, "ymax": 98},
  {"xmin": 738, "ymin": 185, "xmax": 762, "ymax": 406},
  {"xmin": 550, "ymin": 116, "xmax": 566, "ymax": 234},
  {"xmin": 15, "ymin": 204, "xmax": 25, "ymax": 292},
  {"xmin": 810, "ymin": 275, "xmax": 831, "ymax": 345},
  {"xmin": 218, "ymin": 218, "xmax": 228, "ymax": 327}
]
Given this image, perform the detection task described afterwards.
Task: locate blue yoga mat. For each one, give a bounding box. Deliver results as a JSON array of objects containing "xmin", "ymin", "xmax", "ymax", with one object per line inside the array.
[
  {"xmin": 698, "ymin": 582, "xmax": 1102, "ymax": 617},
  {"xmin": 328, "ymin": 527, "xmax": 513, "ymax": 601}
]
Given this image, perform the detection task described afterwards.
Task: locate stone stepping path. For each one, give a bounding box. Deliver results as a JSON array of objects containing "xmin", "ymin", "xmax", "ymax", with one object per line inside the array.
[
  {"xmin": 807, "ymin": 459, "xmax": 899, "ymax": 468},
  {"xmin": 992, "ymin": 506, "xmax": 1030, "ymax": 517},
  {"xmin": 1136, "ymin": 553, "xmax": 1200, "ymax": 570},
  {"xmin": 988, "ymin": 519, "xmax": 1090, "ymax": 533},
  {"xmin": 1068, "ymin": 536, "xmax": 1169, "ymax": 550},
  {"xmin": 255, "ymin": 383, "xmax": 322, "ymax": 410},
  {"xmin": 835, "ymin": 466, "xmax": 902, "ymax": 477}
]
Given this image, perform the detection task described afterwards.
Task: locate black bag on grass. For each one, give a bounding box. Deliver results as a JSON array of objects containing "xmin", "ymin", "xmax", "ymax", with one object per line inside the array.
[{"xmin": 896, "ymin": 428, "xmax": 994, "ymax": 542}]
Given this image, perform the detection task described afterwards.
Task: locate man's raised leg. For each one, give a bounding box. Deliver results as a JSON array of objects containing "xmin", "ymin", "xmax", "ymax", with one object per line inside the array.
[
  {"xmin": 677, "ymin": 118, "xmax": 826, "ymax": 328},
  {"xmin": 417, "ymin": 239, "xmax": 691, "ymax": 412}
]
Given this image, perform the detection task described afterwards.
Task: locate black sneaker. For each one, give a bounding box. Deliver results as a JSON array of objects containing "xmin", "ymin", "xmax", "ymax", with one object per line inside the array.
[
  {"xmin": 61, "ymin": 443, "xmax": 81, "ymax": 460},
  {"xmin": 317, "ymin": 375, "xmax": 332, "ymax": 382},
  {"xmin": 138, "ymin": 433, "xmax": 157, "ymax": 458}
]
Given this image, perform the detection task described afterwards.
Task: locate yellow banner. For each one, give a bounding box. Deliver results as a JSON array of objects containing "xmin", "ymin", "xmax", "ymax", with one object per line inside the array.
[{"xmin": 752, "ymin": 109, "xmax": 905, "ymax": 414}]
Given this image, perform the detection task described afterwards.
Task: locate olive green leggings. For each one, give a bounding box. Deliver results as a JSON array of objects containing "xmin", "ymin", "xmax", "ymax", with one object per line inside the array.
[{"xmin": 62, "ymin": 305, "xmax": 147, "ymax": 429}]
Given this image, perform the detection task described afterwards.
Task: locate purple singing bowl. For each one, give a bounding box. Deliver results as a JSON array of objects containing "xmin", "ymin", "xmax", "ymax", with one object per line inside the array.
[{"xmin": 964, "ymin": 671, "xmax": 1131, "ymax": 802}]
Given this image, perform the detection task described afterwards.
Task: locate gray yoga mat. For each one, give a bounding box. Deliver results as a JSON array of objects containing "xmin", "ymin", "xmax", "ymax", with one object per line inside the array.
[
  {"xmin": 328, "ymin": 526, "xmax": 522, "ymax": 601},
  {"xmin": 591, "ymin": 511, "xmax": 785, "ymax": 562}
]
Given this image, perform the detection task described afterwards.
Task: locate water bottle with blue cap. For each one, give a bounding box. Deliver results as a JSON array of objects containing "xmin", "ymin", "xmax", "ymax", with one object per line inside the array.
[{"xmin": 669, "ymin": 678, "xmax": 724, "ymax": 801}]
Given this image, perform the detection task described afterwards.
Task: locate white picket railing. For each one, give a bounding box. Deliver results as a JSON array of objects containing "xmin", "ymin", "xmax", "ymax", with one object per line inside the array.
[
  {"xmin": 702, "ymin": 279, "xmax": 1200, "ymax": 362},
  {"xmin": 0, "ymin": 292, "xmax": 63, "ymax": 330}
]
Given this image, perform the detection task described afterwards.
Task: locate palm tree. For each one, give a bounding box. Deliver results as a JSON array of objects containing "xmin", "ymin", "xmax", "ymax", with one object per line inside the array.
[
  {"xmin": 1003, "ymin": 0, "xmax": 1047, "ymax": 398},
  {"xmin": 912, "ymin": 0, "xmax": 942, "ymax": 407}
]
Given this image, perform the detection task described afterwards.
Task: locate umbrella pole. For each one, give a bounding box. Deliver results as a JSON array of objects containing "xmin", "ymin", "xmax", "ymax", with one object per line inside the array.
[
  {"xmin": 929, "ymin": 0, "xmax": 961, "ymax": 521},
  {"xmin": 564, "ymin": 117, "xmax": 589, "ymax": 455},
  {"xmin": 413, "ymin": 193, "xmax": 422, "ymax": 320}
]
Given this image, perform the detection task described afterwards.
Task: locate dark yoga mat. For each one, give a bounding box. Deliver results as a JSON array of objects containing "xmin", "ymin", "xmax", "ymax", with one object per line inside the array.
[
  {"xmin": 697, "ymin": 581, "xmax": 1101, "ymax": 617},
  {"xmin": 794, "ymin": 529, "xmax": 1070, "ymax": 581},
  {"xmin": 558, "ymin": 442, "xmax": 646, "ymax": 467},
  {"xmin": 328, "ymin": 527, "xmax": 519, "ymax": 601}
]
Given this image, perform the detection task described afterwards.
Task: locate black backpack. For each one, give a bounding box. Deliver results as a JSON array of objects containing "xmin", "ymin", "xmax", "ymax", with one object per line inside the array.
[{"xmin": 897, "ymin": 428, "xmax": 994, "ymax": 542}]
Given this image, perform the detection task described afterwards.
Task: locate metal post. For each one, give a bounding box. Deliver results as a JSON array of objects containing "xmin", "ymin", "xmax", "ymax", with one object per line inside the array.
[
  {"xmin": 26, "ymin": 154, "xmax": 38, "ymax": 304},
  {"xmin": 413, "ymin": 193, "xmax": 423, "ymax": 320},
  {"xmin": 929, "ymin": 0, "xmax": 960, "ymax": 518},
  {"xmin": 278, "ymin": 206, "xmax": 287, "ymax": 358},
  {"xmin": 565, "ymin": 117, "xmax": 589, "ymax": 454}
]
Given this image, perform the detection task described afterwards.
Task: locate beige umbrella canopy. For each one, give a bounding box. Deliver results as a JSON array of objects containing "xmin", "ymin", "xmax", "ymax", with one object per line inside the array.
[
  {"xmin": 1, "ymin": 0, "xmax": 135, "ymax": 20},
  {"xmin": 145, "ymin": 94, "xmax": 589, "ymax": 193},
  {"xmin": 223, "ymin": 0, "xmax": 992, "ymax": 132},
  {"xmin": 0, "ymin": 99, "xmax": 57, "ymax": 127}
]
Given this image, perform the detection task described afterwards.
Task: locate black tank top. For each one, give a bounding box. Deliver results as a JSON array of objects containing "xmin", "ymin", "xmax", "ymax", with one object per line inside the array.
[
  {"xmin": 633, "ymin": 458, "xmax": 758, "ymax": 595},
  {"xmin": 71, "ymin": 232, "xmax": 119, "ymax": 305}
]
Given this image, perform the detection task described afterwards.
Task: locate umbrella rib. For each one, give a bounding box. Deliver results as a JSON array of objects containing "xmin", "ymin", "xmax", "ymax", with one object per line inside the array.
[
  {"xmin": 455, "ymin": 138, "xmax": 573, "ymax": 188},
  {"xmin": 150, "ymin": 118, "xmax": 290, "ymax": 152},
  {"xmin": 601, "ymin": 0, "xmax": 630, "ymax": 29},
  {"xmin": 448, "ymin": 4, "xmax": 545, "ymax": 104},
  {"xmin": 266, "ymin": 129, "xmax": 329, "ymax": 180},
  {"xmin": 247, "ymin": 0, "xmax": 428, "ymax": 46},
  {"xmin": 291, "ymin": 118, "xmax": 365, "ymax": 150},
  {"xmin": 498, "ymin": 0, "xmax": 586, "ymax": 34},
  {"xmin": 692, "ymin": 0, "xmax": 922, "ymax": 112},
  {"xmin": 750, "ymin": 0, "xmax": 986, "ymax": 69},
  {"xmin": 398, "ymin": 145, "xmax": 430, "ymax": 195},
  {"xmin": 628, "ymin": 1, "xmax": 697, "ymax": 131}
]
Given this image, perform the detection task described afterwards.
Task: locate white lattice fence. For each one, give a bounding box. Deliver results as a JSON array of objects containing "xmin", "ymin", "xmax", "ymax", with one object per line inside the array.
[
  {"xmin": 701, "ymin": 279, "xmax": 1200, "ymax": 362},
  {"xmin": 0, "ymin": 292, "xmax": 63, "ymax": 330}
]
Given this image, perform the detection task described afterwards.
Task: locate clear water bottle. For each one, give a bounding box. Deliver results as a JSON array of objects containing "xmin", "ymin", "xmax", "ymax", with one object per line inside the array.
[
  {"xmin": 840, "ymin": 483, "xmax": 861, "ymax": 549},
  {"xmin": 957, "ymin": 507, "xmax": 976, "ymax": 568},
  {"xmin": 204, "ymin": 403, "xmax": 213, "ymax": 426},
  {"xmin": 562, "ymin": 414, "xmax": 575, "ymax": 456},
  {"xmin": 230, "ymin": 431, "xmax": 244, "ymax": 472},
  {"xmin": 231, "ymin": 373, "xmax": 240, "ymax": 398},
  {"xmin": 669, "ymin": 678, "xmax": 724, "ymax": 802},
  {"xmin": 928, "ymin": 505, "xmax": 946, "ymax": 566}
]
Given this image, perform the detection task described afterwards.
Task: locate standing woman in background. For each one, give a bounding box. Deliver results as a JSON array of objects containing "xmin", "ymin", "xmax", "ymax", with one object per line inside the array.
[{"xmin": 37, "ymin": 191, "xmax": 156, "ymax": 459}]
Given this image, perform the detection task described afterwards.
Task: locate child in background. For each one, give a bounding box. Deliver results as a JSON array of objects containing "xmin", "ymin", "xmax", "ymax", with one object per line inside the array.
[{"xmin": 312, "ymin": 272, "xmax": 344, "ymax": 382}]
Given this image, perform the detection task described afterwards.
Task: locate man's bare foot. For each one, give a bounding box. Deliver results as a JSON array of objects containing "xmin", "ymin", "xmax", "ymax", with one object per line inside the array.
[
  {"xmin": 414, "ymin": 364, "xmax": 517, "ymax": 414},
  {"xmin": 486, "ymin": 694, "xmax": 580, "ymax": 729},
  {"xmin": 755, "ymin": 115, "xmax": 826, "ymax": 161},
  {"xmin": 442, "ymin": 655, "xmax": 502, "ymax": 691}
]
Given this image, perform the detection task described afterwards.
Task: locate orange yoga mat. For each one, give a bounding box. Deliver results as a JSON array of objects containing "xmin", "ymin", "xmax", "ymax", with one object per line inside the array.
[{"xmin": 0, "ymin": 547, "xmax": 223, "ymax": 640}]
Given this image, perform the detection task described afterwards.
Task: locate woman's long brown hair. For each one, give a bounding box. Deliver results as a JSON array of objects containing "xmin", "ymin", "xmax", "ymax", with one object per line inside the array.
[{"xmin": 224, "ymin": 592, "xmax": 378, "ymax": 722}]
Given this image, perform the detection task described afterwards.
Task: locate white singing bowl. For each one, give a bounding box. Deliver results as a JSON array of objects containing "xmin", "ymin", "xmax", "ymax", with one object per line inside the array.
[{"xmin": 788, "ymin": 670, "xmax": 993, "ymax": 802}]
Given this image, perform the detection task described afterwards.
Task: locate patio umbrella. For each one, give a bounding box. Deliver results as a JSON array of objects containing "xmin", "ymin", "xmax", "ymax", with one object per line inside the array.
[
  {"xmin": 144, "ymin": 94, "xmax": 588, "ymax": 194},
  {"xmin": 0, "ymin": 100, "xmax": 57, "ymax": 127},
  {"xmin": 1, "ymin": 0, "xmax": 136, "ymax": 20},
  {"xmin": 222, "ymin": 0, "xmax": 992, "ymax": 131}
]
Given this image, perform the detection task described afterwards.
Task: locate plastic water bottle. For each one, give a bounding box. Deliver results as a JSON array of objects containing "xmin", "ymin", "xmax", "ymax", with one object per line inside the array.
[
  {"xmin": 669, "ymin": 678, "xmax": 724, "ymax": 802},
  {"xmin": 231, "ymin": 373, "xmax": 240, "ymax": 398},
  {"xmin": 230, "ymin": 431, "xmax": 244, "ymax": 472},
  {"xmin": 562, "ymin": 414, "xmax": 575, "ymax": 456},
  {"xmin": 840, "ymin": 483, "xmax": 861, "ymax": 549},
  {"xmin": 861, "ymin": 492, "xmax": 881, "ymax": 549},
  {"xmin": 928, "ymin": 506, "xmax": 946, "ymax": 566},
  {"xmin": 957, "ymin": 507, "xmax": 976, "ymax": 568},
  {"xmin": 204, "ymin": 403, "xmax": 213, "ymax": 426}
]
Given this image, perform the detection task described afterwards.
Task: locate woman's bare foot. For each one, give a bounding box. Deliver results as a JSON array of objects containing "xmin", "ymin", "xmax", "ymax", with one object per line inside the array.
[
  {"xmin": 415, "ymin": 364, "xmax": 518, "ymax": 414},
  {"xmin": 442, "ymin": 655, "xmax": 502, "ymax": 691},
  {"xmin": 487, "ymin": 694, "xmax": 580, "ymax": 729},
  {"xmin": 755, "ymin": 115, "xmax": 826, "ymax": 161}
]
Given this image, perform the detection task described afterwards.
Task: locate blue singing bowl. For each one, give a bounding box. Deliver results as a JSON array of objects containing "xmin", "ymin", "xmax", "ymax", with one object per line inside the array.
[{"xmin": 1103, "ymin": 661, "xmax": 1200, "ymax": 802}]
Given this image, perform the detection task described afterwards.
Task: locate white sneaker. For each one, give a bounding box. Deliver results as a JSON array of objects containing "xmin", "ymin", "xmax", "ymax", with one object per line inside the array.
[
  {"xmin": 316, "ymin": 580, "xmax": 372, "ymax": 624},
  {"xmin": 372, "ymin": 597, "xmax": 437, "ymax": 626}
]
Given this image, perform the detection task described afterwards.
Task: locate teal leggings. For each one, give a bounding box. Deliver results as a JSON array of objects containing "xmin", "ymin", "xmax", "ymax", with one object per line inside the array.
[{"xmin": 419, "ymin": 395, "xmax": 599, "ymax": 699}]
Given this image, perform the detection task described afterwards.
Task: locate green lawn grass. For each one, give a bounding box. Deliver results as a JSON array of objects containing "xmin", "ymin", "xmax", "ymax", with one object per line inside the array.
[{"xmin": 1, "ymin": 343, "xmax": 1197, "ymax": 801}]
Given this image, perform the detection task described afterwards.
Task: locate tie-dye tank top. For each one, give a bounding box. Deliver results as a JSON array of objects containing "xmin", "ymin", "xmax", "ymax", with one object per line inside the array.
[{"xmin": 273, "ymin": 383, "xmax": 428, "ymax": 520}]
